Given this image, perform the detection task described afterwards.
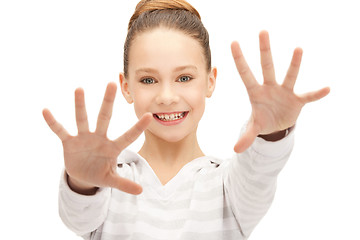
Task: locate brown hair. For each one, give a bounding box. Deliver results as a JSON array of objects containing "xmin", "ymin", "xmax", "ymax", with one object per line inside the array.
[{"xmin": 123, "ymin": 0, "xmax": 211, "ymax": 78}]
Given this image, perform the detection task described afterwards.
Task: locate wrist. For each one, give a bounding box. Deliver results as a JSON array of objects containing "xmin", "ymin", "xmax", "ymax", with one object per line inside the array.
[
  {"xmin": 66, "ymin": 173, "xmax": 98, "ymax": 195},
  {"xmin": 258, "ymin": 126, "xmax": 294, "ymax": 142}
]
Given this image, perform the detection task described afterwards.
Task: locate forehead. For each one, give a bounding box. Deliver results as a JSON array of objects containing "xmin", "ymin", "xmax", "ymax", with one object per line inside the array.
[{"xmin": 128, "ymin": 28, "xmax": 206, "ymax": 74}]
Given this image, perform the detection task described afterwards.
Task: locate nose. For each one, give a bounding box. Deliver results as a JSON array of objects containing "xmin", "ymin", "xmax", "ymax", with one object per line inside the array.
[{"xmin": 155, "ymin": 83, "xmax": 180, "ymax": 106}]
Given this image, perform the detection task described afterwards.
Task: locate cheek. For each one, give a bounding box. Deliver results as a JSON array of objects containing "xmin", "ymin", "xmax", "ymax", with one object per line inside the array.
[
  {"xmin": 132, "ymin": 90, "xmax": 153, "ymax": 116},
  {"xmin": 133, "ymin": 102, "xmax": 143, "ymax": 119},
  {"xmin": 185, "ymin": 87, "xmax": 207, "ymax": 112}
]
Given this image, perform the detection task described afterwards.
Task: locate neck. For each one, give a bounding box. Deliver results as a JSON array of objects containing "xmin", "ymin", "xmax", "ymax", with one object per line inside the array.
[{"xmin": 138, "ymin": 130, "xmax": 204, "ymax": 167}]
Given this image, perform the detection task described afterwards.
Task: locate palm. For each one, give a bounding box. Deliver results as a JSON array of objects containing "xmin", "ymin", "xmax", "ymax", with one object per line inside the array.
[
  {"xmin": 247, "ymin": 84, "xmax": 303, "ymax": 135},
  {"xmin": 43, "ymin": 83, "xmax": 152, "ymax": 194},
  {"xmin": 231, "ymin": 31, "xmax": 330, "ymax": 153},
  {"xmin": 62, "ymin": 133, "xmax": 118, "ymax": 187}
]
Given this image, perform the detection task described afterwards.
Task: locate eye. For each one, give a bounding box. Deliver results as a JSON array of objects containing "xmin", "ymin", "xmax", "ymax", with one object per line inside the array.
[
  {"xmin": 140, "ymin": 77, "xmax": 156, "ymax": 84},
  {"xmin": 177, "ymin": 75, "xmax": 192, "ymax": 83}
]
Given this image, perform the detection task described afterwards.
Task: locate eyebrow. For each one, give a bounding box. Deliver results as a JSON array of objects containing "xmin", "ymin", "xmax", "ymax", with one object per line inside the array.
[{"xmin": 135, "ymin": 65, "xmax": 198, "ymax": 75}]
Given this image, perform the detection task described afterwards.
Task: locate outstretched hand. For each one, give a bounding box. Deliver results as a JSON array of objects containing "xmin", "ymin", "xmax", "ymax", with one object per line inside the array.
[
  {"xmin": 231, "ymin": 31, "xmax": 330, "ymax": 153},
  {"xmin": 43, "ymin": 82, "xmax": 152, "ymax": 195}
]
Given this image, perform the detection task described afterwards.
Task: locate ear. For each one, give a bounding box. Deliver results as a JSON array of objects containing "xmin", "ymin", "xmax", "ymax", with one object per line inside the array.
[
  {"xmin": 119, "ymin": 73, "xmax": 133, "ymax": 104},
  {"xmin": 206, "ymin": 67, "xmax": 217, "ymax": 98}
]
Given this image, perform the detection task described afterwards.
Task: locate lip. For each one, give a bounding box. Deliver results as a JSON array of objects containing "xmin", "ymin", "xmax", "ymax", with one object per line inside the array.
[{"xmin": 153, "ymin": 111, "xmax": 189, "ymax": 126}]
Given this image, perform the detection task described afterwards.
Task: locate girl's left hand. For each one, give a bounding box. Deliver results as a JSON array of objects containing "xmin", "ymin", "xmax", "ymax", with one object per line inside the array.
[{"xmin": 231, "ymin": 31, "xmax": 330, "ymax": 153}]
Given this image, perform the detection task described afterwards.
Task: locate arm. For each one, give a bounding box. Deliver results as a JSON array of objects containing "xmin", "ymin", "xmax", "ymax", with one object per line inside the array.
[
  {"xmin": 42, "ymin": 83, "xmax": 153, "ymax": 236},
  {"xmin": 224, "ymin": 130, "xmax": 294, "ymax": 237},
  {"xmin": 226, "ymin": 30, "xmax": 329, "ymax": 237},
  {"xmin": 59, "ymin": 171, "xmax": 111, "ymax": 237},
  {"xmin": 231, "ymin": 31, "xmax": 329, "ymax": 153}
]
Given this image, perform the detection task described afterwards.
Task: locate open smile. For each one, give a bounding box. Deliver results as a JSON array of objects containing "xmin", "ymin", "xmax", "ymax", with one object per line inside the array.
[{"xmin": 153, "ymin": 111, "xmax": 189, "ymax": 125}]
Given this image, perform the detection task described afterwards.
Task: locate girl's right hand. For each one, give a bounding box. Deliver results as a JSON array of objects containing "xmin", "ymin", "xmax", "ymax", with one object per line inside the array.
[{"xmin": 43, "ymin": 82, "xmax": 152, "ymax": 195}]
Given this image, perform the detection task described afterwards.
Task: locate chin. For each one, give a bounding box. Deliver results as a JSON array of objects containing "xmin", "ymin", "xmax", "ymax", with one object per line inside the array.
[
  {"xmin": 146, "ymin": 127, "xmax": 197, "ymax": 144},
  {"xmin": 156, "ymin": 132, "xmax": 189, "ymax": 143}
]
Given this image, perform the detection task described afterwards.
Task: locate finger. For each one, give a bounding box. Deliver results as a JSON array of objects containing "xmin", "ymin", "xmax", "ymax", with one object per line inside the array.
[
  {"xmin": 105, "ymin": 173, "xmax": 143, "ymax": 195},
  {"xmin": 299, "ymin": 87, "xmax": 330, "ymax": 104},
  {"xmin": 282, "ymin": 48, "xmax": 303, "ymax": 90},
  {"xmin": 95, "ymin": 83, "xmax": 117, "ymax": 136},
  {"xmin": 259, "ymin": 30, "xmax": 276, "ymax": 85},
  {"xmin": 234, "ymin": 123, "xmax": 260, "ymax": 153},
  {"xmin": 114, "ymin": 112, "xmax": 153, "ymax": 151},
  {"xmin": 42, "ymin": 108, "xmax": 71, "ymax": 141},
  {"xmin": 231, "ymin": 41, "xmax": 259, "ymax": 90},
  {"xmin": 75, "ymin": 88, "xmax": 89, "ymax": 134}
]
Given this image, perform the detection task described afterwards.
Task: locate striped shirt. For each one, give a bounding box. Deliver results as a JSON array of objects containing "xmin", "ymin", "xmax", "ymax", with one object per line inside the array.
[{"xmin": 59, "ymin": 131, "xmax": 294, "ymax": 240}]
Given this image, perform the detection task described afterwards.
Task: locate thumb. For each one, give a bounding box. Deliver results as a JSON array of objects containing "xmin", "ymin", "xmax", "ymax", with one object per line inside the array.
[
  {"xmin": 106, "ymin": 173, "xmax": 143, "ymax": 195},
  {"xmin": 234, "ymin": 123, "xmax": 259, "ymax": 153},
  {"xmin": 114, "ymin": 112, "xmax": 153, "ymax": 151}
]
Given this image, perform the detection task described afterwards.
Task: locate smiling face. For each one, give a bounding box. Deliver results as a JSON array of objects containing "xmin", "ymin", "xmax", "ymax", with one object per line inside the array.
[{"xmin": 120, "ymin": 28, "xmax": 216, "ymax": 143}]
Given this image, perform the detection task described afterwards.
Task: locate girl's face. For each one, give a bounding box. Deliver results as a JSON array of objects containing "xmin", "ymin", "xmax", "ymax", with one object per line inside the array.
[{"xmin": 121, "ymin": 28, "xmax": 216, "ymax": 143}]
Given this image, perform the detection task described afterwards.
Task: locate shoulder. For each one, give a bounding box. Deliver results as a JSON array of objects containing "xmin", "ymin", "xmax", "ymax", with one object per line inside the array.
[
  {"xmin": 205, "ymin": 155, "xmax": 224, "ymax": 167},
  {"xmin": 116, "ymin": 149, "xmax": 145, "ymax": 175},
  {"xmin": 117, "ymin": 149, "xmax": 142, "ymax": 165},
  {"xmin": 194, "ymin": 155, "xmax": 230, "ymax": 176}
]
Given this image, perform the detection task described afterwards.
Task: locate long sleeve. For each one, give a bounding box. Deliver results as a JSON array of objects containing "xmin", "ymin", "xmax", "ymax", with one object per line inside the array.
[
  {"xmin": 58, "ymin": 171, "xmax": 111, "ymax": 238},
  {"xmin": 224, "ymin": 130, "xmax": 294, "ymax": 238}
]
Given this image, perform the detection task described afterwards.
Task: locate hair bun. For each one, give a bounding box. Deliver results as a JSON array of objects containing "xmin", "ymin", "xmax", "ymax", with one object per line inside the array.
[
  {"xmin": 123, "ymin": 0, "xmax": 211, "ymax": 77},
  {"xmin": 128, "ymin": 0, "xmax": 201, "ymax": 30}
]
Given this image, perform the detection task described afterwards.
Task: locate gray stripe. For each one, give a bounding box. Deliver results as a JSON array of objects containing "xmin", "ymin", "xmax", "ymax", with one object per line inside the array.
[
  {"xmin": 111, "ymin": 185, "xmax": 226, "ymax": 210},
  {"xmin": 95, "ymin": 229, "xmax": 243, "ymax": 240},
  {"xmin": 236, "ymin": 154, "xmax": 280, "ymax": 177},
  {"xmin": 106, "ymin": 210, "xmax": 185, "ymax": 229},
  {"xmin": 189, "ymin": 186, "xmax": 225, "ymax": 201},
  {"xmin": 229, "ymin": 160, "xmax": 278, "ymax": 190},
  {"xmin": 237, "ymin": 151, "xmax": 288, "ymax": 174},
  {"xmin": 180, "ymin": 229, "xmax": 243, "ymax": 240},
  {"xmin": 139, "ymin": 187, "xmax": 226, "ymax": 210},
  {"xmin": 144, "ymin": 197, "xmax": 191, "ymax": 210},
  {"xmin": 140, "ymin": 170, "xmax": 224, "ymax": 193},
  {"xmin": 227, "ymin": 174, "xmax": 276, "ymax": 204},
  {"xmin": 106, "ymin": 206, "xmax": 235, "ymax": 230}
]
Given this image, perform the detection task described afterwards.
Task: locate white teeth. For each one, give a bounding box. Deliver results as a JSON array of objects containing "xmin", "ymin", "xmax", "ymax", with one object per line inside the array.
[{"xmin": 156, "ymin": 112, "xmax": 185, "ymax": 121}]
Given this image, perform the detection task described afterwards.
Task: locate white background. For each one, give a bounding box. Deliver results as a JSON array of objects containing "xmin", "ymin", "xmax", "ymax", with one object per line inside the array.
[{"xmin": 1, "ymin": 0, "xmax": 359, "ymax": 239}]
